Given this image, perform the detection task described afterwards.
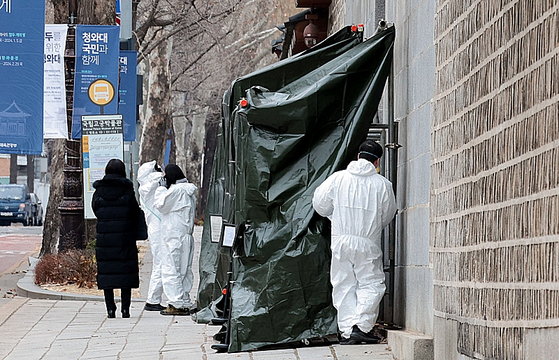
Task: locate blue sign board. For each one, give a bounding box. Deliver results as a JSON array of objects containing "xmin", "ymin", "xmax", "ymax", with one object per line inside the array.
[
  {"xmin": 0, "ymin": 1, "xmax": 45, "ymax": 155},
  {"xmin": 72, "ymin": 25, "xmax": 120, "ymax": 139},
  {"xmin": 118, "ymin": 50, "xmax": 137, "ymax": 141}
]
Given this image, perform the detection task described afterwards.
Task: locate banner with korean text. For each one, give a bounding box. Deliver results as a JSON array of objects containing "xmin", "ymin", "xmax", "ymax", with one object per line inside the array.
[
  {"xmin": 72, "ymin": 25, "xmax": 120, "ymax": 139},
  {"xmin": 118, "ymin": 50, "xmax": 137, "ymax": 141},
  {"xmin": 82, "ymin": 114, "xmax": 123, "ymax": 219},
  {"xmin": 0, "ymin": 0, "xmax": 45, "ymax": 154},
  {"xmin": 44, "ymin": 24, "xmax": 68, "ymax": 139}
]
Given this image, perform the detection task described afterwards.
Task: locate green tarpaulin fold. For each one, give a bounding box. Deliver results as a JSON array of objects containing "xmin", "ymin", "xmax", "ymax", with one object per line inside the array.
[{"xmin": 197, "ymin": 25, "xmax": 395, "ymax": 352}]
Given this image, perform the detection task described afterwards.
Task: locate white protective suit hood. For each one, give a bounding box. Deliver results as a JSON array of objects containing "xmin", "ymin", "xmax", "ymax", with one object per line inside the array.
[
  {"xmin": 155, "ymin": 179, "xmax": 197, "ymax": 216},
  {"xmin": 347, "ymin": 157, "xmax": 378, "ymax": 176},
  {"xmin": 138, "ymin": 160, "xmax": 164, "ymax": 223}
]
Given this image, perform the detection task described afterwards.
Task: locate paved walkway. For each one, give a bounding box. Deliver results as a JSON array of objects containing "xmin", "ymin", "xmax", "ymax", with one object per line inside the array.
[{"xmin": 0, "ymin": 226, "xmax": 394, "ymax": 360}]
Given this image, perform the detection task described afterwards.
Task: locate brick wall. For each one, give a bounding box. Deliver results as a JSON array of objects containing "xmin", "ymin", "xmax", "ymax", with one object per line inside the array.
[{"xmin": 432, "ymin": 1, "xmax": 559, "ymax": 358}]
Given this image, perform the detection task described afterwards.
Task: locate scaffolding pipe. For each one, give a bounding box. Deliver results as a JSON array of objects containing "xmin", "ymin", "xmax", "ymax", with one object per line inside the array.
[{"xmin": 387, "ymin": 48, "xmax": 398, "ymax": 326}]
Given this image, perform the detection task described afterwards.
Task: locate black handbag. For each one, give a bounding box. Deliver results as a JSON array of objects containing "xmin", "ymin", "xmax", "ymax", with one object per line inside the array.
[{"xmin": 136, "ymin": 209, "xmax": 148, "ymax": 240}]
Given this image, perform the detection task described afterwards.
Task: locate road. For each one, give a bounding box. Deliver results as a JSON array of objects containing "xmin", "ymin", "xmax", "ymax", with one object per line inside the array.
[{"xmin": 0, "ymin": 224, "xmax": 42, "ymax": 298}]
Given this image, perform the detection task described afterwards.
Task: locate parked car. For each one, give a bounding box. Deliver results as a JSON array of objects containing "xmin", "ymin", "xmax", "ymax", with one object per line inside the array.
[
  {"xmin": 0, "ymin": 184, "xmax": 33, "ymax": 226},
  {"xmin": 29, "ymin": 193, "xmax": 43, "ymax": 226}
]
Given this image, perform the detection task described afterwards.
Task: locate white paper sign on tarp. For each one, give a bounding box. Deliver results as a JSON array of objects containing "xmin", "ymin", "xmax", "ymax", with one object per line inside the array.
[
  {"xmin": 43, "ymin": 24, "xmax": 68, "ymax": 139},
  {"xmin": 82, "ymin": 114, "xmax": 124, "ymax": 219}
]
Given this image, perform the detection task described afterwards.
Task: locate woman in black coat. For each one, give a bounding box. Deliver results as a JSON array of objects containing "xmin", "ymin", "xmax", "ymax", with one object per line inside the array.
[{"xmin": 92, "ymin": 159, "xmax": 140, "ymax": 318}]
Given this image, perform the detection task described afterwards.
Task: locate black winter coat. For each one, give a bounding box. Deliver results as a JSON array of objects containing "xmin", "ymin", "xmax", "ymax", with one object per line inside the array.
[{"xmin": 92, "ymin": 174, "xmax": 140, "ymax": 289}]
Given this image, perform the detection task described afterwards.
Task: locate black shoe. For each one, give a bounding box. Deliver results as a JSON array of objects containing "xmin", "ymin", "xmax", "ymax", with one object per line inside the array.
[
  {"xmin": 188, "ymin": 306, "xmax": 199, "ymax": 314},
  {"xmin": 144, "ymin": 303, "xmax": 166, "ymax": 311},
  {"xmin": 107, "ymin": 309, "xmax": 116, "ymax": 318},
  {"xmin": 339, "ymin": 336, "xmax": 358, "ymax": 345},
  {"xmin": 349, "ymin": 325, "xmax": 381, "ymax": 344},
  {"xmin": 122, "ymin": 309, "xmax": 130, "ymax": 318}
]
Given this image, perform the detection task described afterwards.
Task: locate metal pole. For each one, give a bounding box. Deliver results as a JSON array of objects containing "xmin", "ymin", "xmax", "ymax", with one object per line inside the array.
[
  {"xmin": 69, "ymin": 0, "xmax": 77, "ymax": 25},
  {"xmin": 387, "ymin": 51, "xmax": 399, "ymax": 327},
  {"xmin": 59, "ymin": 0, "xmax": 85, "ymax": 251}
]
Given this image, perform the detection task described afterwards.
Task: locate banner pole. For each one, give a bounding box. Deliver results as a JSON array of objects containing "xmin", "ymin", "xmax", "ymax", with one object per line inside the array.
[{"xmin": 58, "ymin": 0, "xmax": 85, "ymax": 251}]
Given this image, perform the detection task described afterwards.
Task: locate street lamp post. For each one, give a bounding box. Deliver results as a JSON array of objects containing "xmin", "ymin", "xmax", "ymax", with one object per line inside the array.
[{"xmin": 58, "ymin": 0, "xmax": 85, "ymax": 252}]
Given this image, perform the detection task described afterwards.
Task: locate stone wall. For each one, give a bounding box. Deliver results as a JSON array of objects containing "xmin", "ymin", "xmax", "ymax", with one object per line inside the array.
[{"xmin": 432, "ymin": 1, "xmax": 559, "ymax": 359}]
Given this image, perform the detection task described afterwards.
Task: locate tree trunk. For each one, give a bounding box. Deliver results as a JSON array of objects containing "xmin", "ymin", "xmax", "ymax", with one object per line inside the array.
[
  {"xmin": 139, "ymin": 31, "xmax": 174, "ymax": 165},
  {"xmin": 41, "ymin": 1, "xmax": 61, "ymax": 256},
  {"xmin": 40, "ymin": 139, "xmax": 65, "ymax": 257},
  {"xmin": 77, "ymin": 0, "xmax": 115, "ymax": 25}
]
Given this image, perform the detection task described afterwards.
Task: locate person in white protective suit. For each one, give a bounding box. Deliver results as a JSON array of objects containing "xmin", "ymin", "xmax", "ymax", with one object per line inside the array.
[
  {"xmin": 137, "ymin": 160, "xmax": 167, "ymax": 312},
  {"xmin": 155, "ymin": 164, "xmax": 197, "ymax": 316},
  {"xmin": 312, "ymin": 140, "xmax": 396, "ymax": 345}
]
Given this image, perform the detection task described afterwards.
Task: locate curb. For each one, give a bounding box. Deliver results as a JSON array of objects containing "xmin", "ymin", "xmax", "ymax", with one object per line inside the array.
[{"xmin": 17, "ymin": 257, "xmax": 146, "ymax": 303}]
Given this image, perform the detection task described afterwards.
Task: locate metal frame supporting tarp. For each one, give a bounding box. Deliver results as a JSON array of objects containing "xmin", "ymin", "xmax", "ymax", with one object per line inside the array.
[{"xmin": 197, "ymin": 25, "xmax": 396, "ymax": 352}]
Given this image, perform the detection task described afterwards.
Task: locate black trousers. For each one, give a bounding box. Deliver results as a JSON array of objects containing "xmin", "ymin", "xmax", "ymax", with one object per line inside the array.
[{"xmin": 104, "ymin": 288, "xmax": 131, "ymax": 311}]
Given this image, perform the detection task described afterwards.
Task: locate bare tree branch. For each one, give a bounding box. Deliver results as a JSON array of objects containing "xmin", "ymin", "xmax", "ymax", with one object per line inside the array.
[
  {"xmin": 171, "ymin": 30, "xmax": 232, "ymax": 85},
  {"xmin": 138, "ymin": 22, "xmax": 201, "ymax": 63},
  {"xmin": 135, "ymin": 0, "xmax": 241, "ymax": 62},
  {"xmin": 172, "ymin": 73, "xmax": 212, "ymax": 93}
]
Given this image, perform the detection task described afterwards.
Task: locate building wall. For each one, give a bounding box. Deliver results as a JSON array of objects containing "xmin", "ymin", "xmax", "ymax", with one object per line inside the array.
[
  {"xmin": 431, "ymin": 1, "xmax": 559, "ymax": 359},
  {"xmin": 387, "ymin": 0, "xmax": 435, "ymax": 337},
  {"xmin": 329, "ymin": 0, "xmax": 435, "ymax": 340}
]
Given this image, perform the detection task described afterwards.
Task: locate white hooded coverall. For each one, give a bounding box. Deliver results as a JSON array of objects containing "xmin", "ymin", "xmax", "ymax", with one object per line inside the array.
[
  {"xmin": 312, "ymin": 158, "xmax": 396, "ymax": 338},
  {"xmin": 155, "ymin": 179, "xmax": 197, "ymax": 309},
  {"xmin": 137, "ymin": 161, "xmax": 164, "ymax": 305}
]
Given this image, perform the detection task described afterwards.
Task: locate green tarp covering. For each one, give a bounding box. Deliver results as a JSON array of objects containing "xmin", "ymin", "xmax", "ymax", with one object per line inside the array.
[{"xmin": 197, "ymin": 25, "xmax": 395, "ymax": 352}]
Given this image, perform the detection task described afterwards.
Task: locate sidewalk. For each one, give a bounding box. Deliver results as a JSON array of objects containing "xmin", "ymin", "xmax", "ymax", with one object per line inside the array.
[{"xmin": 0, "ymin": 226, "xmax": 394, "ymax": 360}]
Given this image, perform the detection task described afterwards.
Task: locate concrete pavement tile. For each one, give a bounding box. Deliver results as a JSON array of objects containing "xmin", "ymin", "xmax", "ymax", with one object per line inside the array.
[
  {"xmin": 250, "ymin": 348, "xmax": 298, "ymax": 360},
  {"xmin": 13, "ymin": 333, "xmax": 58, "ymax": 349},
  {"xmin": 161, "ymin": 348, "xmax": 206, "ymax": 360},
  {"xmin": 50, "ymin": 299, "xmax": 86, "ymax": 310},
  {"xmin": 79, "ymin": 351, "xmax": 123, "ymax": 360},
  {"xmin": 119, "ymin": 351, "xmax": 163, "ymax": 360},
  {"xmin": 165, "ymin": 332, "xmax": 205, "ymax": 345},
  {"xmin": 205, "ymin": 350, "xmax": 252, "ymax": 360},
  {"xmin": 56, "ymin": 330, "xmax": 100, "ymax": 341},
  {"xmin": 161, "ymin": 343, "xmax": 202, "ymax": 352},
  {"xmin": 41, "ymin": 339, "xmax": 90, "ymax": 359},
  {"xmin": 0, "ymin": 297, "xmax": 27, "ymax": 325},
  {"xmin": 332, "ymin": 344, "xmax": 393, "ymax": 359},
  {"xmin": 3, "ymin": 347, "xmax": 50, "ymax": 360},
  {"xmin": 25, "ymin": 298, "xmax": 58, "ymax": 306},
  {"xmin": 297, "ymin": 346, "xmax": 335, "ymax": 359}
]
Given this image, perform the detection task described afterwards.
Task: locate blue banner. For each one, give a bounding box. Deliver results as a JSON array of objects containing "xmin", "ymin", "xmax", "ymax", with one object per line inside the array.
[
  {"xmin": 72, "ymin": 25, "xmax": 120, "ymax": 139},
  {"xmin": 118, "ymin": 50, "xmax": 137, "ymax": 141},
  {"xmin": 0, "ymin": 1, "xmax": 45, "ymax": 155}
]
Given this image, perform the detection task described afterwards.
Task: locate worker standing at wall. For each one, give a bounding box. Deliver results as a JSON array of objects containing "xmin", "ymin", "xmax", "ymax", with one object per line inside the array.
[{"xmin": 312, "ymin": 140, "xmax": 397, "ymax": 344}]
